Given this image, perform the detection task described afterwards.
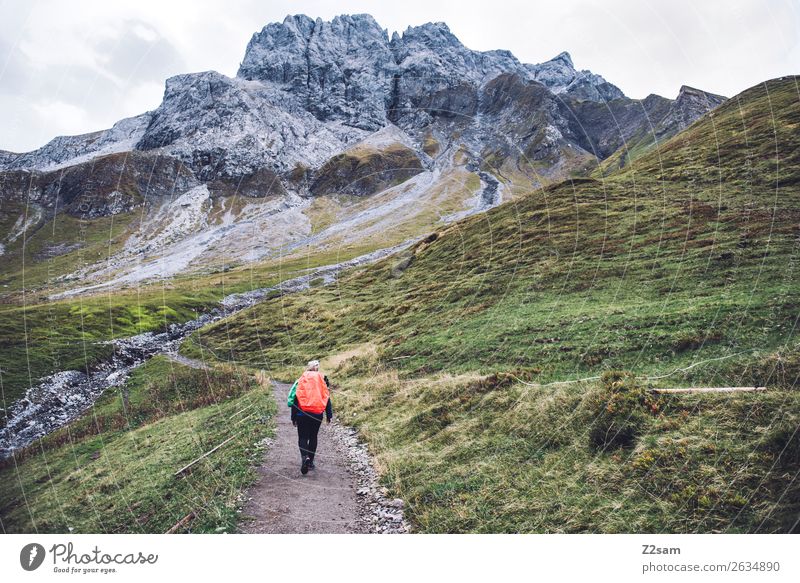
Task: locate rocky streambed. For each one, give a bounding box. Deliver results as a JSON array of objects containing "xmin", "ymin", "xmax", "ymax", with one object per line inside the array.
[{"xmin": 0, "ymin": 243, "xmax": 411, "ymax": 458}]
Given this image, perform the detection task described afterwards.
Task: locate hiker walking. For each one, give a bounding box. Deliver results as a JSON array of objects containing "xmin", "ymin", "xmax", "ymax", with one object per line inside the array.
[{"xmin": 288, "ymin": 360, "xmax": 332, "ymax": 475}]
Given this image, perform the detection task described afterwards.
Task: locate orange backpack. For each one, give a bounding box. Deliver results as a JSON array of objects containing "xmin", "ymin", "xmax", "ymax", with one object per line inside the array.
[{"xmin": 295, "ymin": 371, "xmax": 330, "ymax": 414}]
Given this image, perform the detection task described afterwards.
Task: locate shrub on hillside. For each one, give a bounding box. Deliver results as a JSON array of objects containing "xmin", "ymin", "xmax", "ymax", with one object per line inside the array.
[
  {"xmin": 760, "ymin": 417, "xmax": 800, "ymax": 467},
  {"xmin": 749, "ymin": 345, "xmax": 800, "ymax": 389},
  {"xmin": 586, "ymin": 370, "xmax": 660, "ymax": 451}
]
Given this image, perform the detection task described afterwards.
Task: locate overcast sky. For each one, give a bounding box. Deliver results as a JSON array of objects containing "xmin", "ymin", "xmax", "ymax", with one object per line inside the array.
[{"xmin": 1, "ymin": 0, "xmax": 797, "ymax": 152}]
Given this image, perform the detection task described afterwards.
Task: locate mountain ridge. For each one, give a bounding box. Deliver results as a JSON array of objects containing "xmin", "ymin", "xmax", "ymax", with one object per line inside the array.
[
  {"xmin": 2, "ymin": 13, "xmax": 714, "ymax": 174},
  {"xmin": 0, "ymin": 13, "xmax": 728, "ymax": 296}
]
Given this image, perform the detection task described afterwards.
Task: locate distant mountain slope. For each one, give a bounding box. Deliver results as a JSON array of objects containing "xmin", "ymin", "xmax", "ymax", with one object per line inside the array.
[
  {"xmin": 187, "ymin": 74, "xmax": 799, "ymax": 380},
  {"xmin": 0, "ymin": 14, "xmax": 726, "ymax": 296},
  {"xmin": 572, "ymin": 85, "xmax": 726, "ymax": 168},
  {"xmin": 618, "ymin": 76, "xmax": 800, "ymax": 187}
]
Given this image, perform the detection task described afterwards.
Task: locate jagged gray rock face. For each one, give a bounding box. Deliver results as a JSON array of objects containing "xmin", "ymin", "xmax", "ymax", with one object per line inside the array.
[
  {"xmin": 127, "ymin": 15, "xmax": 631, "ymax": 179},
  {"xmin": 655, "ymin": 85, "xmax": 726, "ymax": 137},
  {"xmin": 0, "ymin": 12, "xmax": 724, "ymax": 198},
  {"xmin": 236, "ymin": 16, "xmax": 623, "ymax": 132},
  {"xmin": 135, "ymin": 70, "xmax": 366, "ymax": 177},
  {"xmin": 524, "ymin": 51, "xmax": 624, "ymax": 102},
  {"xmin": 238, "ymin": 14, "xmax": 395, "ymax": 130},
  {"xmin": 0, "ymin": 113, "xmax": 151, "ymax": 171},
  {"xmin": 0, "ymin": 151, "xmax": 198, "ymax": 218},
  {"xmin": 387, "ymin": 22, "xmax": 526, "ymax": 127}
]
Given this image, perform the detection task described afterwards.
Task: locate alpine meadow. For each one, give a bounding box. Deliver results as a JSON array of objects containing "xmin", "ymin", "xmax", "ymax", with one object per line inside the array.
[{"xmin": 0, "ymin": 13, "xmax": 798, "ymax": 535}]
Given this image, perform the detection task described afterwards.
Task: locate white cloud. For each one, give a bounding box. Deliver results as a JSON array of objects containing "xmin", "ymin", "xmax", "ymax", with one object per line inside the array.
[
  {"xmin": 131, "ymin": 22, "xmax": 160, "ymax": 43},
  {"xmin": 119, "ymin": 80, "xmax": 164, "ymax": 117},
  {"xmin": 0, "ymin": 0, "xmax": 797, "ymax": 152},
  {"xmin": 31, "ymin": 100, "xmax": 93, "ymax": 137}
]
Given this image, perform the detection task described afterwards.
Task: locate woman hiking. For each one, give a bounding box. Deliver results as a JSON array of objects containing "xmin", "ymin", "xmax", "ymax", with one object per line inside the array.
[{"xmin": 287, "ymin": 360, "xmax": 332, "ymax": 475}]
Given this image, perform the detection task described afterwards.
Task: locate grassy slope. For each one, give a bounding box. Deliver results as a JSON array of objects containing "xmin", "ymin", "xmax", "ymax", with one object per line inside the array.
[
  {"xmin": 600, "ymin": 76, "xmax": 800, "ymax": 186},
  {"xmin": 311, "ymin": 142, "xmax": 424, "ymax": 196},
  {"xmin": 333, "ymin": 365, "xmax": 800, "ymax": 533},
  {"xmin": 183, "ymin": 173, "xmax": 799, "ymax": 384},
  {"xmin": 0, "ymin": 356, "xmax": 274, "ymax": 533},
  {"xmin": 0, "ymin": 286, "xmax": 224, "ymax": 408},
  {"xmin": 0, "ymin": 235, "xmax": 392, "ymax": 408},
  {"xmin": 0, "ymin": 211, "xmax": 136, "ymax": 292},
  {"xmin": 180, "ymin": 76, "xmax": 800, "ymax": 532}
]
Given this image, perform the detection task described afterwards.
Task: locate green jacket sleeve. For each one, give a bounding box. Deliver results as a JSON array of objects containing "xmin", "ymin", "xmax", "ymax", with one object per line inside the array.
[{"xmin": 287, "ymin": 380, "xmax": 299, "ymax": 407}]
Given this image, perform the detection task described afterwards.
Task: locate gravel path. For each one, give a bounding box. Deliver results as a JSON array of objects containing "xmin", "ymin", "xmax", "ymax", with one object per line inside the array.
[{"xmin": 238, "ymin": 381, "xmax": 409, "ymax": 534}]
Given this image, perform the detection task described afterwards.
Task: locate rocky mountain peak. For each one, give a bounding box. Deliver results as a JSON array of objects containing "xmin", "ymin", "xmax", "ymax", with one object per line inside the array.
[
  {"xmin": 236, "ymin": 13, "xmax": 624, "ymax": 131},
  {"xmin": 237, "ymin": 13, "xmax": 394, "ymax": 130},
  {"xmin": 675, "ymin": 84, "xmax": 725, "ymax": 103},
  {"xmin": 0, "ymin": 12, "xmax": 728, "ymax": 190},
  {"xmin": 550, "ymin": 51, "xmax": 575, "ymax": 68},
  {"xmin": 279, "ymin": 13, "xmax": 316, "ymax": 35},
  {"xmin": 398, "ymin": 21, "xmax": 457, "ymax": 45},
  {"xmin": 662, "ymin": 85, "xmax": 727, "ymax": 133},
  {"xmin": 677, "ymin": 84, "xmax": 700, "ymax": 96},
  {"xmin": 524, "ymin": 50, "xmax": 622, "ymax": 101}
]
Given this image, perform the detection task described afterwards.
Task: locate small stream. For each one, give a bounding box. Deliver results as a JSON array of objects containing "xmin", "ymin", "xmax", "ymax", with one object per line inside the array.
[
  {"xmin": 476, "ymin": 171, "xmax": 502, "ymax": 209},
  {"xmin": 0, "ymin": 243, "xmax": 411, "ymax": 458}
]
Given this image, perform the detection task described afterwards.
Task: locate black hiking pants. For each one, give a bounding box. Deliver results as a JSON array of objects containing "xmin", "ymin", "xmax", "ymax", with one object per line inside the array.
[{"xmin": 296, "ymin": 413, "xmax": 323, "ymax": 462}]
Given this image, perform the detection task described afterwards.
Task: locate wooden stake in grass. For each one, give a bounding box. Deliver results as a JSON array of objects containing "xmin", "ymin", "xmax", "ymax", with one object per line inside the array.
[
  {"xmin": 174, "ymin": 434, "xmax": 239, "ymax": 477},
  {"xmin": 651, "ymin": 386, "xmax": 766, "ymax": 394},
  {"xmin": 165, "ymin": 511, "xmax": 196, "ymax": 534}
]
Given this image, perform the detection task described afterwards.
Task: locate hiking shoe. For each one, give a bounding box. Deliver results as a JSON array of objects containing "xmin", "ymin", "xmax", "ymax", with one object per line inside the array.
[
  {"xmin": 301, "ymin": 457, "xmax": 310, "ymax": 475},
  {"xmin": 308, "ymin": 460, "xmax": 316, "ymax": 470}
]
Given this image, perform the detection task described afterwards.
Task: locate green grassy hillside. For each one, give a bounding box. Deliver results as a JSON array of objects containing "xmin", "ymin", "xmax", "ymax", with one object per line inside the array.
[
  {"xmin": 331, "ymin": 366, "xmax": 800, "ymax": 533},
  {"xmin": 178, "ymin": 76, "xmax": 800, "ymax": 532},
  {"xmin": 0, "ymin": 357, "xmax": 274, "ymax": 533}
]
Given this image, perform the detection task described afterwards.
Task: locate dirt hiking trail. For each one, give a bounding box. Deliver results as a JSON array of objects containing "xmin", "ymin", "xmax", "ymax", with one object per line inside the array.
[{"xmin": 238, "ymin": 381, "xmax": 409, "ymax": 534}]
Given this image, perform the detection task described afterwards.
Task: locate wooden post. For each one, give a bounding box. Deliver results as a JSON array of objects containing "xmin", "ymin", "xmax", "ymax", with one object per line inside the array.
[
  {"xmin": 651, "ymin": 386, "xmax": 766, "ymax": 394},
  {"xmin": 174, "ymin": 434, "xmax": 239, "ymax": 477},
  {"xmin": 165, "ymin": 511, "xmax": 195, "ymax": 534}
]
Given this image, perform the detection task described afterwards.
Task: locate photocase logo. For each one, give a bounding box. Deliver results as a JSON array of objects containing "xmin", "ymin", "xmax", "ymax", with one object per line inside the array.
[{"xmin": 20, "ymin": 543, "xmax": 46, "ymax": 571}]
